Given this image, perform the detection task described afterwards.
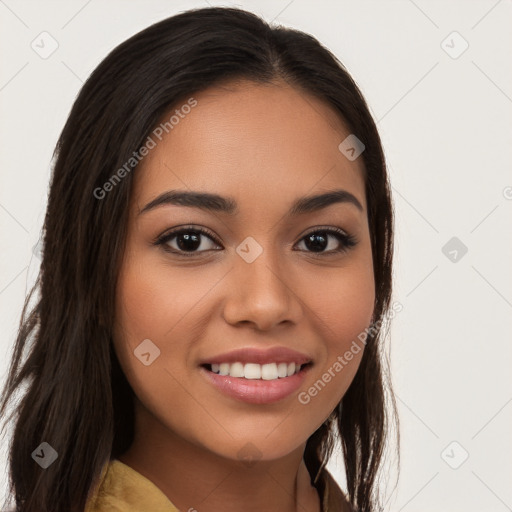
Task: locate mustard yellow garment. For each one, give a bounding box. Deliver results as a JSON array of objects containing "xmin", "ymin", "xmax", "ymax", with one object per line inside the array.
[
  {"xmin": 85, "ymin": 459, "xmax": 352, "ymax": 512},
  {"xmin": 85, "ymin": 460, "xmax": 179, "ymax": 512}
]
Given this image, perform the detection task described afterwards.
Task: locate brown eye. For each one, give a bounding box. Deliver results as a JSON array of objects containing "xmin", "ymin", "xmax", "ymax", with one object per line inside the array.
[
  {"xmin": 155, "ymin": 226, "xmax": 222, "ymax": 256},
  {"xmin": 295, "ymin": 228, "xmax": 357, "ymax": 254}
]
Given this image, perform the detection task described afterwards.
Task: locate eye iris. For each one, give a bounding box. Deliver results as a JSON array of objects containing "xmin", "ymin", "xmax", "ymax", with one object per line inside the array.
[
  {"xmin": 305, "ymin": 232, "xmax": 328, "ymax": 252},
  {"xmin": 177, "ymin": 232, "xmax": 201, "ymax": 251}
]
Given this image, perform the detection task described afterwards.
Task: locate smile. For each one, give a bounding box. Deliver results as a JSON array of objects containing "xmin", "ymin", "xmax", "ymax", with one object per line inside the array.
[{"xmin": 199, "ymin": 362, "xmax": 313, "ymax": 404}]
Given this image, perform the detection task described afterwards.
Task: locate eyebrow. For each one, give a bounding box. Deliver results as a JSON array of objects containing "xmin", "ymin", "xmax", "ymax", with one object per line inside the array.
[{"xmin": 139, "ymin": 188, "xmax": 364, "ymax": 216}]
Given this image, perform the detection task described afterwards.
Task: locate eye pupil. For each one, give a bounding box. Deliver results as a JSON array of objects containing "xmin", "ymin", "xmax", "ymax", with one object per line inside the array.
[
  {"xmin": 305, "ymin": 232, "xmax": 328, "ymax": 252},
  {"xmin": 177, "ymin": 232, "xmax": 201, "ymax": 251}
]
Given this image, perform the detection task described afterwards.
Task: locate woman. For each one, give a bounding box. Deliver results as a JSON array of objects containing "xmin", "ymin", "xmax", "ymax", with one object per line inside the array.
[{"xmin": 0, "ymin": 6, "xmax": 399, "ymax": 512}]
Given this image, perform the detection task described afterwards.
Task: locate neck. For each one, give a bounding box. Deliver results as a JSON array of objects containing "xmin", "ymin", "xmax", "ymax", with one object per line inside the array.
[{"xmin": 118, "ymin": 400, "xmax": 321, "ymax": 512}]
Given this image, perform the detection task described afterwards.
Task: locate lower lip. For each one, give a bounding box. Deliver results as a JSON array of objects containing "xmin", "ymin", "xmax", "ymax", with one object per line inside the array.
[{"xmin": 199, "ymin": 364, "xmax": 312, "ymax": 404}]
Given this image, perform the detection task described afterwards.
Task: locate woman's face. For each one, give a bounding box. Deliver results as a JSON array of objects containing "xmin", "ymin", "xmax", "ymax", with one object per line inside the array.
[{"xmin": 113, "ymin": 80, "xmax": 375, "ymax": 462}]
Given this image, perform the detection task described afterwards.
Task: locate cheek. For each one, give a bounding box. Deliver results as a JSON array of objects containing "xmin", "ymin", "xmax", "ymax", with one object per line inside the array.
[
  {"xmin": 113, "ymin": 252, "xmax": 217, "ymax": 344},
  {"xmin": 112, "ymin": 251, "xmax": 225, "ymax": 405},
  {"xmin": 111, "ymin": 256, "xmax": 210, "ymax": 431},
  {"xmin": 111, "ymin": 254, "xmax": 187, "ymax": 388},
  {"xmin": 302, "ymin": 260, "xmax": 375, "ymax": 410},
  {"xmin": 321, "ymin": 266, "xmax": 375, "ymax": 345}
]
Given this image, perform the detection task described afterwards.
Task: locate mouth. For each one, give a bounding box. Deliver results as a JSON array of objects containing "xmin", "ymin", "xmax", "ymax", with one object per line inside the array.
[{"xmin": 199, "ymin": 362, "xmax": 313, "ymax": 404}]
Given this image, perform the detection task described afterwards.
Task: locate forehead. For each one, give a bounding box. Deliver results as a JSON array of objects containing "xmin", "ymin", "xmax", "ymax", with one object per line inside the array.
[{"xmin": 133, "ymin": 80, "xmax": 367, "ymax": 215}]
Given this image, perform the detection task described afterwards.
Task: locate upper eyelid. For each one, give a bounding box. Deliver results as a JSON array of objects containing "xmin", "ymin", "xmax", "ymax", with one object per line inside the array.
[
  {"xmin": 160, "ymin": 224, "xmax": 349, "ymax": 238},
  {"xmin": 160, "ymin": 226, "xmax": 221, "ymax": 244}
]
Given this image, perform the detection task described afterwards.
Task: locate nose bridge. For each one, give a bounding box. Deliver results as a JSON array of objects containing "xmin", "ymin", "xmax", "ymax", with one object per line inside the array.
[
  {"xmin": 236, "ymin": 235, "xmax": 289, "ymax": 298},
  {"xmin": 222, "ymin": 235, "xmax": 300, "ymax": 329}
]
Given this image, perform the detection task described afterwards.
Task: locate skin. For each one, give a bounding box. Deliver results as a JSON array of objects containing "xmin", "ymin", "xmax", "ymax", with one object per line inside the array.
[{"xmin": 113, "ymin": 79, "xmax": 375, "ymax": 512}]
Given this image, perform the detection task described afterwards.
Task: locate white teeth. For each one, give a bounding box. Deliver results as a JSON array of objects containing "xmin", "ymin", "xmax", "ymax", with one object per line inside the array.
[
  {"xmin": 244, "ymin": 363, "xmax": 261, "ymax": 379},
  {"xmin": 207, "ymin": 361, "xmax": 304, "ymax": 379},
  {"xmin": 229, "ymin": 362, "xmax": 244, "ymax": 377},
  {"xmin": 261, "ymin": 363, "xmax": 278, "ymax": 380},
  {"xmin": 277, "ymin": 362, "xmax": 288, "ymax": 378}
]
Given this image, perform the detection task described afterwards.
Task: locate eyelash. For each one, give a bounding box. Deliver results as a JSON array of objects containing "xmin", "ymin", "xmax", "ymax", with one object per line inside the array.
[{"xmin": 153, "ymin": 225, "xmax": 358, "ymax": 258}]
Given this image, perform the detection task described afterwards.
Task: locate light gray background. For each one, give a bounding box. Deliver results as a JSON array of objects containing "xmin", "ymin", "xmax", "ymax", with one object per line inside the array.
[{"xmin": 1, "ymin": 1, "xmax": 511, "ymax": 511}]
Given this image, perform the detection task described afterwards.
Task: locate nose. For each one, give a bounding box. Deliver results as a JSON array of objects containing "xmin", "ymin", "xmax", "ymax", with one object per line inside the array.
[{"xmin": 222, "ymin": 246, "xmax": 303, "ymax": 331}]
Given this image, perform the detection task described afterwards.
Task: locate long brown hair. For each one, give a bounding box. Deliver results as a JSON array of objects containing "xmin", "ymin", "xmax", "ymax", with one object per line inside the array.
[{"xmin": 0, "ymin": 7, "xmax": 398, "ymax": 511}]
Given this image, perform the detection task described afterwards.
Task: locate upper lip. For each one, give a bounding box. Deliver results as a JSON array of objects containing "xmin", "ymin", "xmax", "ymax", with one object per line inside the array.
[{"xmin": 199, "ymin": 347, "xmax": 313, "ymax": 366}]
